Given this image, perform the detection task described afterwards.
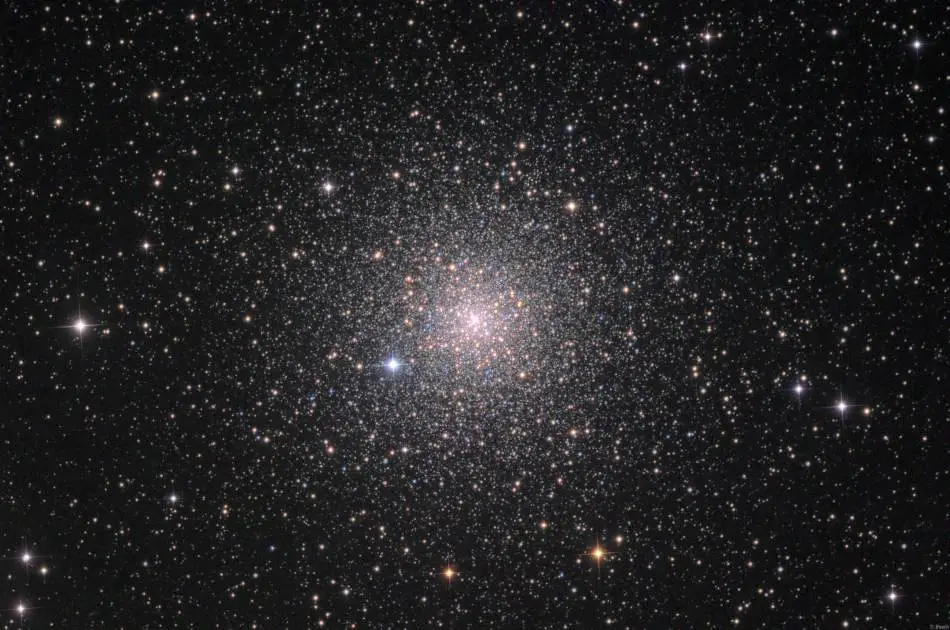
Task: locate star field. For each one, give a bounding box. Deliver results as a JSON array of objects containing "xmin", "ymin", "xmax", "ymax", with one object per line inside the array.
[{"xmin": 1, "ymin": 2, "xmax": 948, "ymax": 628}]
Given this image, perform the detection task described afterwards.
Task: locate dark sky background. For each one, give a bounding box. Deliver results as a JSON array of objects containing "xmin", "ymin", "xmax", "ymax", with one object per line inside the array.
[{"xmin": 1, "ymin": 2, "xmax": 947, "ymax": 628}]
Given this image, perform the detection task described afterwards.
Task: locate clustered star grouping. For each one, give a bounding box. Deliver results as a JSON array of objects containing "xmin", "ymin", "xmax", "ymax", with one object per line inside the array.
[{"xmin": 2, "ymin": 2, "xmax": 946, "ymax": 628}]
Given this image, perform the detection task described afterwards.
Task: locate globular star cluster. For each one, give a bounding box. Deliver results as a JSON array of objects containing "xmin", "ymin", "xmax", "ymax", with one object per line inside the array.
[{"xmin": 1, "ymin": 2, "xmax": 947, "ymax": 628}]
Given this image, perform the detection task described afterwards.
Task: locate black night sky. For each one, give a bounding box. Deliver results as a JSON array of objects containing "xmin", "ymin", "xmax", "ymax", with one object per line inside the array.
[{"xmin": 2, "ymin": 2, "xmax": 948, "ymax": 628}]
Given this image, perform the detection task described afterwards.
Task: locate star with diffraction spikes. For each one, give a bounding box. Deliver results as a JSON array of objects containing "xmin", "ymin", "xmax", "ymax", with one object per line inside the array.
[{"xmin": 584, "ymin": 538, "xmax": 616, "ymax": 578}]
